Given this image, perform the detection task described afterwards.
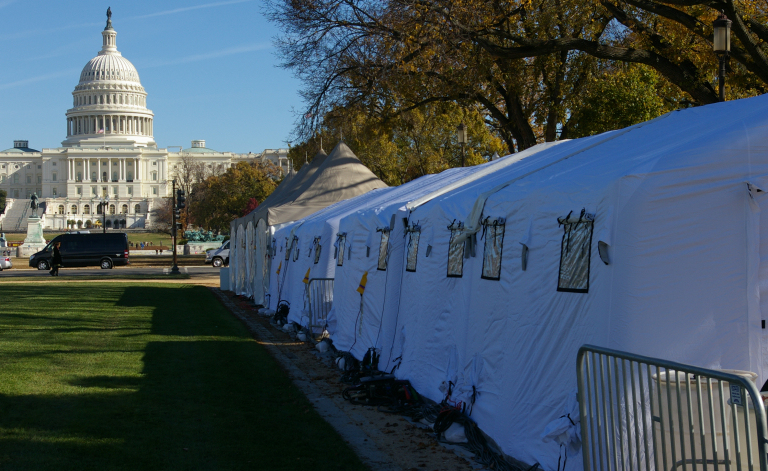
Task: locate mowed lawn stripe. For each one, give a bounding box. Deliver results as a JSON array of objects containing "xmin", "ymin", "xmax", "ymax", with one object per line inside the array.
[{"xmin": 0, "ymin": 283, "xmax": 367, "ymax": 471}]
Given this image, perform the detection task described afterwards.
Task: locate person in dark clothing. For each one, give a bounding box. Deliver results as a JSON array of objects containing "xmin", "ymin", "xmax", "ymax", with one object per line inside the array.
[{"xmin": 50, "ymin": 241, "xmax": 62, "ymax": 276}]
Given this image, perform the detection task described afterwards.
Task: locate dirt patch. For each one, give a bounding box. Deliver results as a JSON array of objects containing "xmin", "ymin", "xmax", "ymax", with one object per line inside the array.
[{"xmin": 214, "ymin": 289, "xmax": 483, "ymax": 471}]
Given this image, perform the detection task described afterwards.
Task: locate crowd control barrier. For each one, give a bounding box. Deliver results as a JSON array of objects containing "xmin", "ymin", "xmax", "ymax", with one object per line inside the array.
[
  {"xmin": 307, "ymin": 278, "xmax": 334, "ymax": 333},
  {"xmin": 577, "ymin": 345, "xmax": 768, "ymax": 471}
]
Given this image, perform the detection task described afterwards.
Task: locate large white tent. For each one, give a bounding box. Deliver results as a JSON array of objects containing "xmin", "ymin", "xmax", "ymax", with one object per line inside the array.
[
  {"xmin": 266, "ymin": 165, "xmax": 507, "ymax": 325},
  {"xmin": 329, "ymin": 142, "xmax": 564, "ymax": 363},
  {"xmin": 321, "ymin": 95, "xmax": 768, "ymax": 470},
  {"xmin": 230, "ymin": 142, "xmax": 387, "ymax": 300}
]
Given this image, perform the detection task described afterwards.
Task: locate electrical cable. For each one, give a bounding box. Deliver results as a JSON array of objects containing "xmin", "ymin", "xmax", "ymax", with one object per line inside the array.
[
  {"xmin": 372, "ymin": 235, "xmax": 394, "ymax": 351},
  {"xmin": 383, "ymin": 214, "xmax": 412, "ymax": 371}
]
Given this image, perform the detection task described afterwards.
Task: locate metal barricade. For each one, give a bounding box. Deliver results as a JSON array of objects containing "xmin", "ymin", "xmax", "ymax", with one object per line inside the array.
[
  {"xmin": 577, "ymin": 345, "xmax": 768, "ymax": 471},
  {"xmin": 307, "ymin": 278, "xmax": 334, "ymax": 332}
]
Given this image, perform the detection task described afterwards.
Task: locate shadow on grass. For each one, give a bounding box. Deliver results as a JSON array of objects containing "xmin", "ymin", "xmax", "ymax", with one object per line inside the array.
[{"xmin": 0, "ymin": 285, "xmax": 366, "ymax": 471}]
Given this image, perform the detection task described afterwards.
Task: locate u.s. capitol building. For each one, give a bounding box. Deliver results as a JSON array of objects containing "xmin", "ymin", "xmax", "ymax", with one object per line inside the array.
[{"xmin": 0, "ymin": 16, "xmax": 290, "ymax": 231}]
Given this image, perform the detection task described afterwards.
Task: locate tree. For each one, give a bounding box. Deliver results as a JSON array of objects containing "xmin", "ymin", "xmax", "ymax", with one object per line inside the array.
[
  {"xmin": 189, "ymin": 161, "xmax": 281, "ymax": 232},
  {"xmin": 566, "ymin": 63, "xmax": 678, "ymax": 137},
  {"xmin": 242, "ymin": 198, "xmax": 260, "ymax": 216},
  {"xmin": 171, "ymin": 154, "xmax": 228, "ymax": 227},
  {"xmin": 0, "ymin": 189, "xmax": 6, "ymax": 214},
  {"xmin": 266, "ymin": 0, "xmax": 763, "ymax": 154},
  {"xmin": 289, "ymin": 102, "xmax": 506, "ymax": 185},
  {"xmin": 150, "ymin": 197, "xmax": 173, "ymax": 234}
]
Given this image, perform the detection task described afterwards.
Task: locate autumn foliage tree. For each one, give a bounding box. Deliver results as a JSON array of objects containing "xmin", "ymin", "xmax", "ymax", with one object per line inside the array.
[
  {"xmin": 289, "ymin": 102, "xmax": 506, "ymax": 185},
  {"xmin": 266, "ymin": 0, "xmax": 766, "ymax": 154},
  {"xmin": 189, "ymin": 161, "xmax": 281, "ymax": 233}
]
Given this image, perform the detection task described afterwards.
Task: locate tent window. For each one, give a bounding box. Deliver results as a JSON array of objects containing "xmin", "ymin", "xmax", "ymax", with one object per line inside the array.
[
  {"xmin": 481, "ymin": 217, "xmax": 506, "ymax": 280},
  {"xmin": 557, "ymin": 209, "xmax": 594, "ymax": 293},
  {"xmin": 313, "ymin": 237, "xmax": 322, "ymax": 264},
  {"xmin": 377, "ymin": 229, "xmax": 390, "ymax": 271},
  {"xmin": 292, "ymin": 236, "xmax": 300, "ymax": 261},
  {"xmin": 447, "ymin": 222, "xmax": 465, "ymax": 278},
  {"xmin": 405, "ymin": 225, "xmax": 421, "ymax": 272},
  {"xmin": 336, "ymin": 233, "xmax": 346, "ymax": 267}
]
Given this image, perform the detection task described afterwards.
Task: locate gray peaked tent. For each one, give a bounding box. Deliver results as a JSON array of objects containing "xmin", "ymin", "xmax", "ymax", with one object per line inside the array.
[{"xmin": 230, "ymin": 142, "xmax": 387, "ymax": 303}]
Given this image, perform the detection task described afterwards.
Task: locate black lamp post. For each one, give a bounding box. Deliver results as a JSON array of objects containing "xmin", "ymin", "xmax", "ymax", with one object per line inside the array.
[
  {"xmin": 99, "ymin": 195, "xmax": 109, "ymax": 234},
  {"xmin": 456, "ymin": 123, "xmax": 467, "ymax": 167},
  {"xmin": 713, "ymin": 12, "xmax": 732, "ymax": 102}
]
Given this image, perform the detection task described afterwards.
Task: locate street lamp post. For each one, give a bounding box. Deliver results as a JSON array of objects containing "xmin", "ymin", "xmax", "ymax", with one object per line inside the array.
[
  {"xmin": 713, "ymin": 12, "xmax": 732, "ymax": 102},
  {"xmin": 99, "ymin": 195, "xmax": 109, "ymax": 234},
  {"xmin": 171, "ymin": 179, "xmax": 180, "ymax": 275},
  {"xmin": 456, "ymin": 123, "xmax": 468, "ymax": 167}
]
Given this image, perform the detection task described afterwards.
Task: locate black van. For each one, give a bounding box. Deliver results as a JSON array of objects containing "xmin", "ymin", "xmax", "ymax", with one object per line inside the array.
[{"xmin": 30, "ymin": 233, "xmax": 129, "ymax": 270}]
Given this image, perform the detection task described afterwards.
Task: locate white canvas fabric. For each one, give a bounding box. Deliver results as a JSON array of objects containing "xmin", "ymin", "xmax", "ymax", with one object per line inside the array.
[
  {"xmin": 329, "ymin": 162, "xmax": 543, "ymax": 364},
  {"xmin": 235, "ymin": 224, "xmax": 247, "ymax": 296},
  {"xmin": 324, "ymin": 95, "xmax": 768, "ymax": 471},
  {"xmin": 253, "ymin": 218, "xmax": 269, "ymax": 305},
  {"xmin": 266, "ymin": 188, "xmax": 393, "ymax": 324},
  {"xmin": 245, "ymin": 221, "xmax": 254, "ymax": 298}
]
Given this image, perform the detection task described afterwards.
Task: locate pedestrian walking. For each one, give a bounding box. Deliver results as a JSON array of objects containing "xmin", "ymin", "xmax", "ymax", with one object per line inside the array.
[{"xmin": 50, "ymin": 241, "xmax": 62, "ymax": 276}]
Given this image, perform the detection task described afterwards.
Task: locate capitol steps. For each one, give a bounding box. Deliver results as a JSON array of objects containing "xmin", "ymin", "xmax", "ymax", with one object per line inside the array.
[{"xmin": 2, "ymin": 199, "xmax": 32, "ymax": 232}]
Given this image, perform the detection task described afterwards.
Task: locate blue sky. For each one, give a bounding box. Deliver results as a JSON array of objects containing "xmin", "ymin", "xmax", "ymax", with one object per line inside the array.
[{"xmin": 0, "ymin": 0, "xmax": 303, "ymax": 153}]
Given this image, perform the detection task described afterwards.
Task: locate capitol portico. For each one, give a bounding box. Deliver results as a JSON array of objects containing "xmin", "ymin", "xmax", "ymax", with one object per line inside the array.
[{"xmin": 0, "ymin": 13, "xmax": 290, "ymax": 231}]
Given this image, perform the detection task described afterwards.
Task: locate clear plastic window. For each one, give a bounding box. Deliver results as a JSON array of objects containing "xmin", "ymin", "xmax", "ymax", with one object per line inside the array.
[
  {"xmin": 292, "ymin": 237, "xmax": 300, "ymax": 261},
  {"xmin": 377, "ymin": 230, "xmax": 390, "ymax": 271},
  {"xmin": 481, "ymin": 218, "xmax": 506, "ymax": 280},
  {"xmin": 557, "ymin": 210, "xmax": 594, "ymax": 293},
  {"xmin": 447, "ymin": 223, "xmax": 465, "ymax": 277},
  {"xmin": 313, "ymin": 237, "xmax": 322, "ymax": 264},
  {"xmin": 406, "ymin": 226, "xmax": 421, "ymax": 272},
  {"xmin": 336, "ymin": 234, "xmax": 346, "ymax": 267}
]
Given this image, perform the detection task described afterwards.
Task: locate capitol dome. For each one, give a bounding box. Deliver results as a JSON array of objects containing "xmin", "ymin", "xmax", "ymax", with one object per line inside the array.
[
  {"xmin": 79, "ymin": 54, "xmax": 141, "ymax": 85},
  {"xmin": 62, "ymin": 15, "xmax": 156, "ymax": 148}
]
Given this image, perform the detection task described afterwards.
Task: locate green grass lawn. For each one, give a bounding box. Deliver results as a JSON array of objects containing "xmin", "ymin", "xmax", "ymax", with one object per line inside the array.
[{"xmin": 0, "ymin": 283, "xmax": 366, "ymax": 471}]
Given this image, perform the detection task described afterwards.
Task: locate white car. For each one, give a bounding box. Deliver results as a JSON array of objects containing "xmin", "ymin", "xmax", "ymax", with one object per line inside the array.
[
  {"xmin": 205, "ymin": 240, "xmax": 230, "ymax": 268},
  {"xmin": 0, "ymin": 249, "xmax": 12, "ymax": 270}
]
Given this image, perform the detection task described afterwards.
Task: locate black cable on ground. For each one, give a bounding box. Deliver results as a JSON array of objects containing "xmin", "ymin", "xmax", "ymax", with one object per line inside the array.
[{"xmin": 339, "ymin": 375, "xmax": 538, "ymax": 471}]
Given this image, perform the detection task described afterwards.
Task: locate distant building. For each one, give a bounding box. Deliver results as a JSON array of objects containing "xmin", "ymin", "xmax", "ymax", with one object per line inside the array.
[{"xmin": 0, "ymin": 16, "xmax": 290, "ymax": 230}]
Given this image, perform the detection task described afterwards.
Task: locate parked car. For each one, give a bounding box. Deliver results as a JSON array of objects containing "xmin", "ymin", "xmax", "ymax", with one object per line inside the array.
[
  {"xmin": 205, "ymin": 240, "xmax": 230, "ymax": 267},
  {"xmin": 0, "ymin": 249, "xmax": 12, "ymax": 270},
  {"xmin": 29, "ymin": 233, "xmax": 129, "ymax": 270}
]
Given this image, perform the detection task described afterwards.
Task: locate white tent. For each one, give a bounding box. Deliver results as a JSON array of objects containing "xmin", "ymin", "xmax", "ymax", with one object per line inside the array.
[
  {"xmin": 230, "ymin": 142, "xmax": 387, "ymax": 303},
  {"xmin": 329, "ymin": 143, "xmax": 564, "ymax": 363},
  {"xmin": 267, "ymin": 188, "xmax": 390, "ymax": 316},
  {"xmin": 265, "ymin": 165, "xmax": 523, "ymax": 327},
  {"xmin": 325, "ymin": 95, "xmax": 768, "ymax": 470}
]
